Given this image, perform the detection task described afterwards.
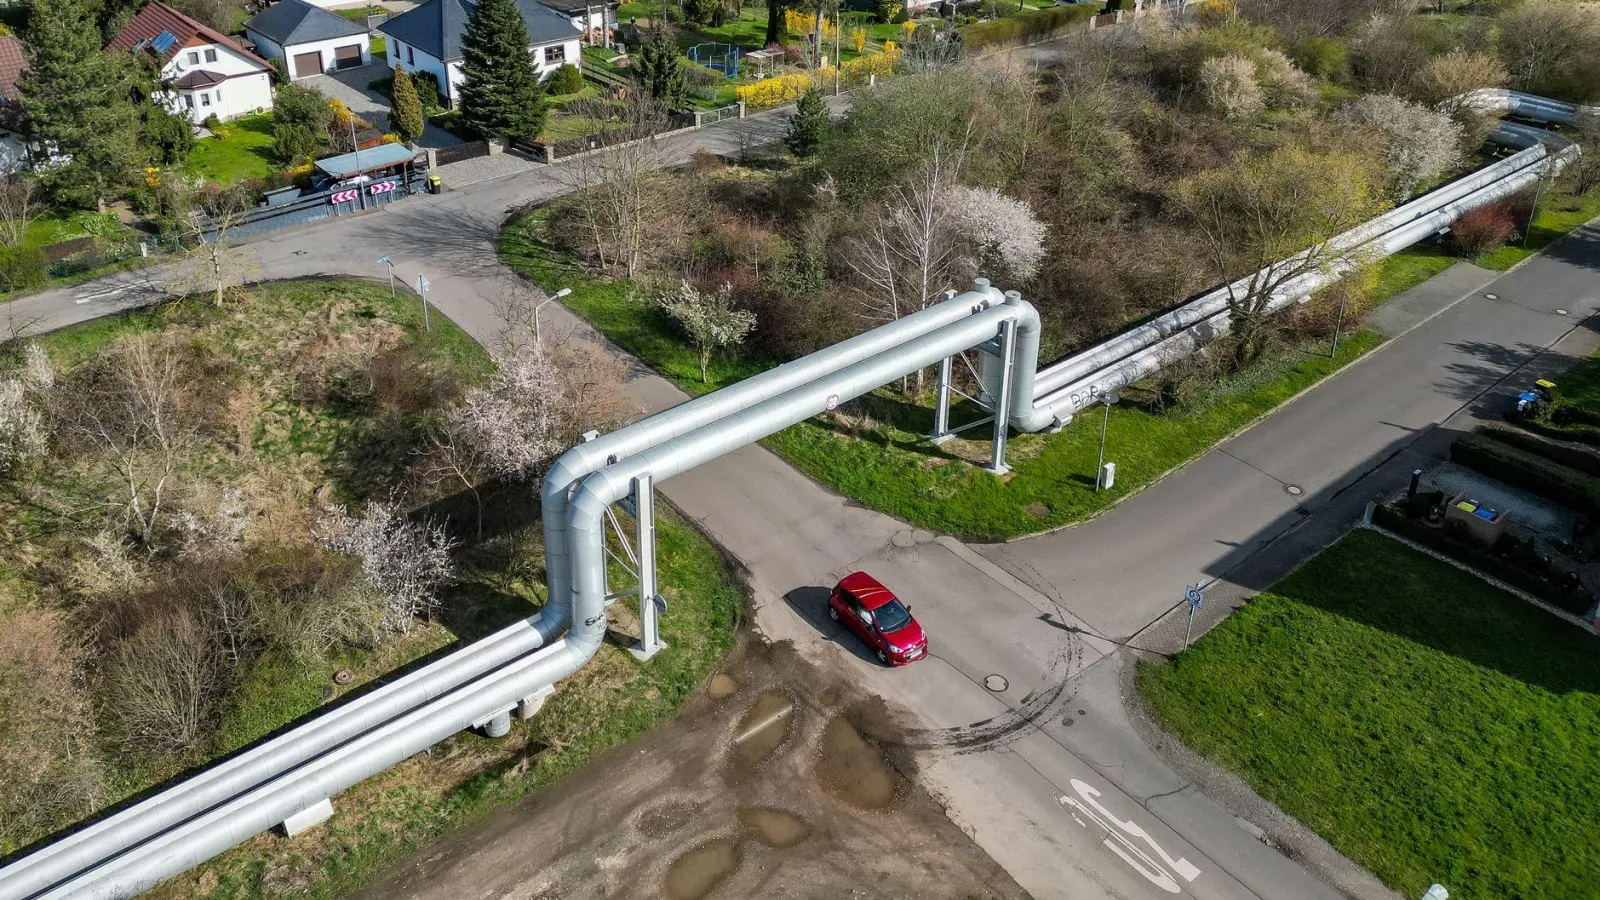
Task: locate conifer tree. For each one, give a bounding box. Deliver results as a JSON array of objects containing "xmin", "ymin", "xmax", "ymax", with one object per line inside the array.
[
  {"xmin": 19, "ymin": 0, "xmax": 143, "ymax": 210},
  {"xmin": 786, "ymin": 87, "xmax": 829, "ymax": 157},
  {"xmin": 634, "ymin": 27, "xmax": 687, "ymax": 111},
  {"xmin": 390, "ymin": 63, "xmax": 425, "ymax": 144},
  {"xmin": 457, "ymin": 0, "xmax": 547, "ymax": 139}
]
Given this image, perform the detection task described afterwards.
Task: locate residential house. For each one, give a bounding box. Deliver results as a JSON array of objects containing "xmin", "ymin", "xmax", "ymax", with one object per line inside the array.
[
  {"xmin": 535, "ymin": 0, "xmax": 616, "ymax": 41},
  {"xmin": 108, "ymin": 2, "xmax": 275, "ymax": 125},
  {"xmin": 378, "ymin": 0, "xmax": 581, "ymax": 109},
  {"xmin": 0, "ymin": 35, "xmax": 28, "ymax": 173},
  {"xmin": 246, "ymin": 0, "xmax": 373, "ymax": 81}
]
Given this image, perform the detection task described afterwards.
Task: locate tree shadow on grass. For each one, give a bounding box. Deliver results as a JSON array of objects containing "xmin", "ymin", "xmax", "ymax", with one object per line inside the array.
[{"xmin": 1276, "ymin": 529, "xmax": 1600, "ymax": 697}]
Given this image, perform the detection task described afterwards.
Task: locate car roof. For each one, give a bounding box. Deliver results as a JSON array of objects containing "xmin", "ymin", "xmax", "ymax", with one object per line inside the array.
[{"xmin": 838, "ymin": 571, "xmax": 898, "ymax": 610}]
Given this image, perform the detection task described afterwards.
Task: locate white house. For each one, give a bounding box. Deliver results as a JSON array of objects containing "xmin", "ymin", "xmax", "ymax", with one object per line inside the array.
[
  {"xmin": 535, "ymin": 0, "xmax": 616, "ymax": 39},
  {"xmin": 245, "ymin": 0, "xmax": 372, "ymax": 81},
  {"xmin": 378, "ymin": 0, "xmax": 582, "ymax": 109},
  {"xmin": 109, "ymin": 2, "xmax": 275, "ymax": 124}
]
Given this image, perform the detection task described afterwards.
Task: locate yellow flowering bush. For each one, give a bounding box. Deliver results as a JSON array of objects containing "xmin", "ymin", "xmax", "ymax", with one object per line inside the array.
[
  {"xmin": 734, "ymin": 70, "xmax": 835, "ymax": 108},
  {"xmin": 840, "ymin": 48, "xmax": 897, "ymax": 83},
  {"xmin": 784, "ymin": 8, "xmax": 809, "ymax": 33},
  {"xmin": 1195, "ymin": 0, "xmax": 1237, "ymax": 26},
  {"xmin": 850, "ymin": 26, "xmax": 867, "ymax": 52},
  {"xmin": 901, "ymin": 19, "xmax": 915, "ymax": 37}
]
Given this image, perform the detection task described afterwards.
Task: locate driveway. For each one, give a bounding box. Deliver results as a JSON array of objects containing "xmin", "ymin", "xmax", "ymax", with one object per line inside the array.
[{"xmin": 302, "ymin": 62, "xmax": 463, "ymax": 149}]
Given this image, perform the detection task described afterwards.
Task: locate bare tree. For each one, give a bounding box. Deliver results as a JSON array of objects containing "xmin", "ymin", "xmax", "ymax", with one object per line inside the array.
[
  {"xmin": 0, "ymin": 180, "xmax": 40, "ymax": 247},
  {"xmin": 102, "ymin": 610, "xmax": 223, "ymax": 752},
  {"xmin": 1169, "ymin": 143, "xmax": 1384, "ymax": 368},
  {"xmin": 50, "ymin": 334, "xmax": 207, "ymax": 546},
  {"xmin": 162, "ymin": 181, "xmax": 261, "ymax": 307},
  {"xmin": 1497, "ymin": 1, "xmax": 1600, "ymax": 99},
  {"xmin": 655, "ymin": 280, "xmax": 757, "ymax": 383},
  {"xmin": 558, "ymin": 96, "xmax": 689, "ymax": 279}
]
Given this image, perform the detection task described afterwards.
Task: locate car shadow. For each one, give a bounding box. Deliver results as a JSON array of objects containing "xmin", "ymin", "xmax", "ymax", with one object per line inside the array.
[{"xmin": 783, "ymin": 585, "xmax": 886, "ymax": 667}]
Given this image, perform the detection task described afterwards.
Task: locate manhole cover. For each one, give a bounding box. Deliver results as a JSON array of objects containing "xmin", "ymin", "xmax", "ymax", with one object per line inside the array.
[
  {"xmin": 1284, "ymin": 484, "xmax": 1304, "ymax": 497},
  {"xmin": 1485, "ymin": 292, "xmax": 1499, "ymax": 301},
  {"xmin": 1556, "ymin": 308, "xmax": 1570, "ymax": 316},
  {"xmin": 984, "ymin": 674, "xmax": 1009, "ymax": 692},
  {"xmin": 1062, "ymin": 716, "xmax": 1075, "ymax": 727}
]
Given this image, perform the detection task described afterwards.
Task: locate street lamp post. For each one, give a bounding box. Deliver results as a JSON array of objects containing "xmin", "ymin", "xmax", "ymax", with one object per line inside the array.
[
  {"xmin": 1095, "ymin": 392, "xmax": 1120, "ymax": 492},
  {"xmin": 535, "ymin": 287, "xmax": 573, "ymax": 345},
  {"xmin": 1330, "ymin": 288, "xmax": 1347, "ymax": 358}
]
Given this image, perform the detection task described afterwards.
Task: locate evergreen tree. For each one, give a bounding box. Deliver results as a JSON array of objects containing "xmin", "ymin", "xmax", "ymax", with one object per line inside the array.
[
  {"xmin": 19, "ymin": 0, "xmax": 143, "ymax": 210},
  {"xmin": 786, "ymin": 87, "xmax": 829, "ymax": 157},
  {"xmin": 390, "ymin": 64, "xmax": 425, "ymax": 144},
  {"xmin": 457, "ymin": 0, "xmax": 547, "ymax": 139},
  {"xmin": 634, "ymin": 28, "xmax": 687, "ymax": 111}
]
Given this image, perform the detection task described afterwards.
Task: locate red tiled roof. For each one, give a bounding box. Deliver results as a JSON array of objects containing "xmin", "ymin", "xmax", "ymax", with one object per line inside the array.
[
  {"xmin": 0, "ymin": 36, "xmax": 25, "ymax": 103},
  {"xmin": 107, "ymin": 2, "xmax": 271, "ymax": 71}
]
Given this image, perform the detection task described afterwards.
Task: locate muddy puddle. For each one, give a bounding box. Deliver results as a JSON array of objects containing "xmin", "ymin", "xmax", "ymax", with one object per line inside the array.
[
  {"xmin": 663, "ymin": 839, "xmax": 741, "ymax": 900},
  {"xmin": 731, "ymin": 691, "xmax": 792, "ymax": 771},
  {"xmin": 815, "ymin": 716, "xmax": 897, "ymax": 810},
  {"xmin": 736, "ymin": 807, "xmax": 813, "ymax": 848},
  {"xmin": 707, "ymin": 673, "xmax": 739, "ymax": 699}
]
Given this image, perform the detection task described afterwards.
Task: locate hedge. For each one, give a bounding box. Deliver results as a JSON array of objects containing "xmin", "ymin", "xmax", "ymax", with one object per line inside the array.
[
  {"xmin": 1449, "ymin": 435, "xmax": 1600, "ymax": 516},
  {"xmin": 1481, "ymin": 423, "xmax": 1600, "ymax": 477},
  {"xmin": 1372, "ymin": 506, "xmax": 1594, "ymax": 616},
  {"xmin": 959, "ymin": 3, "xmax": 1102, "ymax": 51}
]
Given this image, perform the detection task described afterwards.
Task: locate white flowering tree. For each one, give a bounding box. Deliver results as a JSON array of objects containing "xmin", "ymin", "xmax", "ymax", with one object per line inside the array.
[
  {"xmin": 944, "ymin": 185, "xmax": 1048, "ymax": 283},
  {"xmin": 1339, "ymin": 94, "xmax": 1463, "ymax": 199},
  {"xmin": 656, "ymin": 280, "xmax": 757, "ymax": 384},
  {"xmin": 451, "ymin": 341, "xmax": 566, "ymax": 480},
  {"xmin": 315, "ymin": 499, "xmax": 456, "ymax": 635}
]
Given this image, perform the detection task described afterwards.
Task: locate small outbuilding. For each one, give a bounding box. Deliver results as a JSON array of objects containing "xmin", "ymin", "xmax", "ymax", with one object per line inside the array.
[{"xmin": 245, "ymin": 0, "xmax": 373, "ymax": 81}]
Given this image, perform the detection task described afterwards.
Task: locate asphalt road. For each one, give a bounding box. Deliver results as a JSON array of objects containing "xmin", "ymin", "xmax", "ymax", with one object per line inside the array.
[{"xmin": 12, "ymin": 100, "xmax": 1600, "ymax": 899}]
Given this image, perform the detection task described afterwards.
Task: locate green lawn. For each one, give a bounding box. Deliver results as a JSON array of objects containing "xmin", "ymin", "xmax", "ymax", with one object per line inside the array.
[
  {"xmin": 501, "ymin": 206, "xmax": 1383, "ymax": 539},
  {"xmin": 1370, "ymin": 242, "xmax": 1457, "ymax": 308},
  {"xmin": 1140, "ymin": 529, "xmax": 1599, "ymax": 900},
  {"xmin": 186, "ymin": 112, "xmax": 280, "ymax": 185}
]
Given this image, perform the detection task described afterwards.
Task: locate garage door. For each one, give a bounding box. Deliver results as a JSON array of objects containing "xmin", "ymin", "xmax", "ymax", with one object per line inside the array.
[
  {"xmin": 333, "ymin": 45, "xmax": 362, "ymax": 70},
  {"xmin": 292, "ymin": 51, "xmax": 321, "ymax": 79}
]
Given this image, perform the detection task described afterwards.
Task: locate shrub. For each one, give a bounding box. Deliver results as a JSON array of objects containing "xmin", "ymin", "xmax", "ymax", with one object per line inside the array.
[
  {"xmin": 1482, "ymin": 422, "xmax": 1600, "ymax": 476},
  {"xmin": 1339, "ymin": 93, "xmax": 1463, "ymax": 199},
  {"xmin": 1199, "ymin": 54, "xmax": 1262, "ymax": 120},
  {"xmin": 1450, "ymin": 434, "xmax": 1600, "ymax": 515},
  {"xmin": 548, "ymin": 61, "xmax": 584, "ymax": 94},
  {"xmin": 271, "ymin": 122, "xmax": 319, "ymax": 163},
  {"xmin": 1255, "ymin": 49, "xmax": 1316, "ymax": 110},
  {"xmin": 0, "ymin": 244, "xmax": 48, "ymax": 293},
  {"xmin": 958, "ymin": 3, "xmax": 1098, "ymax": 51},
  {"xmin": 413, "ymin": 70, "xmax": 442, "ymax": 111},
  {"xmin": 102, "ymin": 610, "xmax": 227, "ymax": 753},
  {"xmin": 1449, "ymin": 203, "xmax": 1517, "ymax": 257},
  {"xmin": 202, "ymin": 113, "xmax": 222, "ymax": 132},
  {"xmin": 1290, "ymin": 35, "xmax": 1347, "ymax": 81},
  {"xmin": 736, "ymin": 72, "xmax": 822, "ymax": 108}
]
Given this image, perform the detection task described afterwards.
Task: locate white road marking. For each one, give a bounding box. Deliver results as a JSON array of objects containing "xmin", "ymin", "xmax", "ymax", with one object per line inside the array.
[{"xmin": 1060, "ymin": 779, "xmax": 1202, "ymax": 894}]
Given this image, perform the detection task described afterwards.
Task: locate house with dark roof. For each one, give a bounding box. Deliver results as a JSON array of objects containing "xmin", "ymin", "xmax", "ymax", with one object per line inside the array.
[
  {"xmin": 536, "ymin": 0, "xmax": 617, "ymax": 39},
  {"xmin": 109, "ymin": 1, "xmax": 275, "ymax": 124},
  {"xmin": 0, "ymin": 35, "xmax": 31, "ymax": 172},
  {"xmin": 378, "ymin": 0, "xmax": 581, "ymax": 108},
  {"xmin": 245, "ymin": 0, "xmax": 372, "ymax": 81}
]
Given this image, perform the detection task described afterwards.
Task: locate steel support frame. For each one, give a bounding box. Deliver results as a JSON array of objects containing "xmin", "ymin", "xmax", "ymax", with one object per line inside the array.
[
  {"xmin": 987, "ymin": 320, "xmax": 1016, "ymax": 476},
  {"xmin": 627, "ymin": 473, "xmax": 666, "ymax": 660}
]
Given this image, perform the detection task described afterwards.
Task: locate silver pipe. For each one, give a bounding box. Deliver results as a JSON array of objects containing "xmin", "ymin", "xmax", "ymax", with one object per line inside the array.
[{"xmin": 539, "ymin": 282, "xmax": 1006, "ymax": 615}]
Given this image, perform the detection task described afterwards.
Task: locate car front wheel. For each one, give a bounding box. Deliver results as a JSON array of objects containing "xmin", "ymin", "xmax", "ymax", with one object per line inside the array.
[
  {"xmin": 876, "ymin": 648, "xmax": 889, "ymax": 665},
  {"xmin": 828, "ymin": 605, "xmax": 839, "ymax": 622}
]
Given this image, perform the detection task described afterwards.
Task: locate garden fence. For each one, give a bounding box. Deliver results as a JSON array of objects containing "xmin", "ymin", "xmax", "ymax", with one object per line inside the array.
[{"xmin": 433, "ymin": 140, "xmax": 492, "ymax": 167}]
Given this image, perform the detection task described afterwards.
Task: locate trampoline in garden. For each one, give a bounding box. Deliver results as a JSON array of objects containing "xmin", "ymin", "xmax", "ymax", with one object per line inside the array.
[{"xmin": 688, "ymin": 42, "xmax": 741, "ymax": 77}]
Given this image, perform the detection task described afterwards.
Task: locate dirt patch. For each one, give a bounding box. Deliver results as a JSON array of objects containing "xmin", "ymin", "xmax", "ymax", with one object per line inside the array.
[
  {"xmin": 707, "ymin": 673, "xmax": 739, "ymax": 698},
  {"xmin": 664, "ymin": 838, "xmax": 741, "ymax": 900},
  {"xmin": 736, "ymin": 806, "xmax": 812, "ymax": 848},
  {"xmin": 814, "ymin": 716, "xmax": 897, "ymax": 810},
  {"xmin": 353, "ymin": 639, "xmax": 1026, "ymax": 900}
]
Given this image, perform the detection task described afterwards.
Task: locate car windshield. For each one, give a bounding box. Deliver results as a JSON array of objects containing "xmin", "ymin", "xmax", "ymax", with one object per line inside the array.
[{"xmin": 873, "ymin": 599, "xmax": 912, "ymax": 633}]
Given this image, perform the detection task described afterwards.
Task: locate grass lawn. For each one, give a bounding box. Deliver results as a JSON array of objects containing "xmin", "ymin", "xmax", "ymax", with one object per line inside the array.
[
  {"xmin": 22, "ymin": 210, "xmax": 124, "ymax": 249},
  {"xmin": 186, "ymin": 113, "xmax": 280, "ymax": 185},
  {"xmin": 1369, "ymin": 241, "xmax": 1456, "ymax": 308},
  {"xmin": 501, "ymin": 206, "xmax": 1383, "ymax": 539},
  {"xmin": 1139, "ymin": 529, "xmax": 1600, "ymax": 900}
]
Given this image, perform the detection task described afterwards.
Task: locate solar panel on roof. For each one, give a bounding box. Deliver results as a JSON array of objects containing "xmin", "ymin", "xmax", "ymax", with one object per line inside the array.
[{"xmin": 151, "ymin": 30, "xmax": 179, "ymax": 53}]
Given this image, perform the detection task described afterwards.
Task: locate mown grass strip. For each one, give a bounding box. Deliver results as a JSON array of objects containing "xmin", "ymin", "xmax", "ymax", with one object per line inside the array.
[{"xmin": 1139, "ymin": 529, "xmax": 1600, "ymax": 900}]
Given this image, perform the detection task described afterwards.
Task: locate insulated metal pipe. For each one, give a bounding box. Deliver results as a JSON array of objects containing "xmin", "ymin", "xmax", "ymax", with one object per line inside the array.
[{"xmin": 539, "ymin": 282, "xmax": 1006, "ymax": 613}]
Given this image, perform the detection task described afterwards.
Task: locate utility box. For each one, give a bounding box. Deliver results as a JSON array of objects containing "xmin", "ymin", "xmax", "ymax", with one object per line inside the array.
[
  {"xmin": 1098, "ymin": 462, "xmax": 1116, "ymax": 491},
  {"xmin": 1444, "ymin": 493, "xmax": 1508, "ymax": 546}
]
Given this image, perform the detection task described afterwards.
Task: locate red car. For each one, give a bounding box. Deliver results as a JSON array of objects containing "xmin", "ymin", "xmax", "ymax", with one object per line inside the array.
[{"xmin": 828, "ymin": 571, "xmax": 928, "ymax": 665}]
